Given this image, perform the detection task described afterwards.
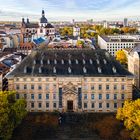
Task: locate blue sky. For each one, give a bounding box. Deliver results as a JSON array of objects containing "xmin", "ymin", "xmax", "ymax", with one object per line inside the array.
[{"xmin": 0, "ymin": 0, "xmax": 140, "ymax": 21}]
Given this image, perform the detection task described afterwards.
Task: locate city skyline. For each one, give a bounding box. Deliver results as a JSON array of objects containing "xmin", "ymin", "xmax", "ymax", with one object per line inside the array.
[{"xmin": 0, "ymin": 0, "xmax": 140, "ymax": 21}]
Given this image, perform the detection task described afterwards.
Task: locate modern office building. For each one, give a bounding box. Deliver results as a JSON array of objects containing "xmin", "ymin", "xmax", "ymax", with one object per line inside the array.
[
  {"xmin": 123, "ymin": 18, "xmax": 128, "ymax": 27},
  {"xmin": 98, "ymin": 35, "xmax": 140, "ymax": 56},
  {"xmin": 6, "ymin": 48, "xmax": 133, "ymax": 112}
]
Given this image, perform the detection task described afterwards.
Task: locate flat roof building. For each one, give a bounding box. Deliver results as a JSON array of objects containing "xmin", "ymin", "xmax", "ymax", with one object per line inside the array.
[{"xmin": 98, "ymin": 35, "xmax": 140, "ymax": 56}]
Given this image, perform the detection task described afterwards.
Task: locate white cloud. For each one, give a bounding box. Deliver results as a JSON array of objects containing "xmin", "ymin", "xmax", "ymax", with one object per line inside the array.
[{"xmin": 0, "ymin": 0, "xmax": 140, "ymax": 21}]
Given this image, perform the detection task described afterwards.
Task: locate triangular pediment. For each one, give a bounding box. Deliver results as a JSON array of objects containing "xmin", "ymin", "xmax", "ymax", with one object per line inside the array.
[{"xmin": 62, "ymin": 82, "xmax": 77, "ymax": 94}]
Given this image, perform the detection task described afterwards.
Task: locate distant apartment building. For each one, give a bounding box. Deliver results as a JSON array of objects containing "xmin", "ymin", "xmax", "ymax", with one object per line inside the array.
[
  {"xmin": 124, "ymin": 45, "xmax": 140, "ymax": 89},
  {"xmin": 0, "ymin": 52, "xmax": 26, "ymax": 91},
  {"xmin": 0, "ymin": 63, "xmax": 10, "ymax": 91},
  {"xmin": 0, "ymin": 24, "xmax": 21, "ymax": 35},
  {"xmin": 98, "ymin": 35, "xmax": 140, "ymax": 56},
  {"xmin": 0, "ymin": 32, "xmax": 23, "ymax": 49},
  {"xmin": 17, "ymin": 42, "xmax": 37, "ymax": 55},
  {"xmin": 6, "ymin": 48, "xmax": 133, "ymax": 112}
]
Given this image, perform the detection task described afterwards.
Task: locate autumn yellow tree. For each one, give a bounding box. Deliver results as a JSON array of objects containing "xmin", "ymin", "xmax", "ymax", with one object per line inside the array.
[
  {"xmin": 59, "ymin": 27, "xmax": 73, "ymax": 36},
  {"xmin": 76, "ymin": 40, "xmax": 84, "ymax": 47},
  {"xmin": 121, "ymin": 27, "xmax": 137, "ymax": 34},
  {"xmin": 115, "ymin": 50, "xmax": 127, "ymax": 65},
  {"xmin": 116, "ymin": 99, "xmax": 140, "ymax": 140}
]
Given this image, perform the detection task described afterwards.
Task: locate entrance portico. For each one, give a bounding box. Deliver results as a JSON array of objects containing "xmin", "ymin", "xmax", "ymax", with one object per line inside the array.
[
  {"xmin": 62, "ymin": 82, "xmax": 79, "ymax": 112},
  {"xmin": 62, "ymin": 92, "xmax": 78, "ymax": 112}
]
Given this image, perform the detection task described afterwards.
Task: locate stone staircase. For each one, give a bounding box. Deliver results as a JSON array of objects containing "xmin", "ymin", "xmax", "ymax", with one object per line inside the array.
[{"xmin": 53, "ymin": 113, "xmax": 100, "ymax": 140}]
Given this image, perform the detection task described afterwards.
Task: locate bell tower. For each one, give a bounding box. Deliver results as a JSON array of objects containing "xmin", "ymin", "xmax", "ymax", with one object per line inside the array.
[{"xmin": 42, "ymin": 9, "xmax": 45, "ymax": 17}]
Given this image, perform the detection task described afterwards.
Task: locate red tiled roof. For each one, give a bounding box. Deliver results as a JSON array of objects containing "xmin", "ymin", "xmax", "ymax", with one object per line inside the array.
[{"xmin": 19, "ymin": 42, "xmax": 36, "ymax": 49}]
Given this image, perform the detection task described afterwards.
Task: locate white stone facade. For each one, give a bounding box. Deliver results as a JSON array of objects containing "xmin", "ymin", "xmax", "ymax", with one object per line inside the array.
[
  {"xmin": 8, "ymin": 76, "xmax": 133, "ymax": 112},
  {"xmin": 124, "ymin": 47, "xmax": 140, "ymax": 88}
]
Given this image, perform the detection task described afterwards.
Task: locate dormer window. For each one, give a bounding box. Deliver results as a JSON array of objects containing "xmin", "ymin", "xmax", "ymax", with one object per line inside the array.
[
  {"xmin": 24, "ymin": 66, "xmax": 27, "ymax": 73},
  {"xmin": 55, "ymin": 53, "xmax": 57, "ymax": 58},
  {"xmin": 112, "ymin": 67, "xmax": 117, "ymax": 73},
  {"xmin": 83, "ymin": 59, "xmax": 86, "ymax": 64},
  {"xmin": 68, "ymin": 67, "xmax": 71, "ymax": 73},
  {"xmin": 54, "ymin": 59, "xmax": 57, "ymax": 64},
  {"xmin": 98, "ymin": 67, "xmax": 102, "ymax": 73},
  {"xmin": 103, "ymin": 59, "xmax": 107, "ymax": 64},
  {"xmin": 90, "ymin": 59, "xmax": 93, "ymax": 64},
  {"xmin": 69, "ymin": 59, "xmax": 71, "ymax": 65},
  {"xmin": 53, "ymin": 67, "xmax": 56, "ymax": 73},
  {"xmin": 68, "ymin": 53, "xmax": 71, "ymax": 58},
  {"xmin": 39, "ymin": 67, "xmax": 42, "ymax": 73},
  {"xmin": 47, "ymin": 59, "xmax": 50, "ymax": 64},
  {"xmin": 105, "ymin": 52, "xmax": 110, "ymax": 57},
  {"xmin": 76, "ymin": 59, "xmax": 79, "ymax": 64},
  {"xmin": 61, "ymin": 59, "xmax": 64, "ymax": 64},
  {"xmin": 96, "ymin": 59, "xmax": 100, "ymax": 65},
  {"xmin": 82, "ymin": 53, "xmax": 85, "ymax": 58},
  {"xmin": 33, "ymin": 60, "xmax": 36, "ymax": 65},
  {"xmin": 41, "ymin": 59, "xmax": 43, "ymax": 65},
  {"xmin": 83, "ymin": 67, "xmax": 87, "ymax": 73}
]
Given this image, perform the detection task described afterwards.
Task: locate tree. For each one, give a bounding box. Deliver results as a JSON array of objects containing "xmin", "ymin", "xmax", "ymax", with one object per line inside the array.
[
  {"xmin": 121, "ymin": 27, "xmax": 137, "ymax": 34},
  {"xmin": 116, "ymin": 99, "xmax": 140, "ymax": 140},
  {"xmin": 121, "ymin": 27, "xmax": 130, "ymax": 33},
  {"xmin": 0, "ymin": 91, "xmax": 27, "ymax": 140},
  {"xmin": 115, "ymin": 50, "xmax": 127, "ymax": 65},
  {"xmin": 59, "ymin": 27, "xmax": 73, "ymax": 36},
  {"xmin": 95, "ymin": 116, "xmax": 121, "ymax": 140},
  {"xmin": 76, "ymin": 40, "xmax": 84, "ymax": 47}
]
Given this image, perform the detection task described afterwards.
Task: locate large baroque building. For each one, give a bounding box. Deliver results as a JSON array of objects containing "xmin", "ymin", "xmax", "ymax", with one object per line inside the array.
[
  {"xmin": 7, "ymin": 48, "xmax": 133, "ymax": 112},
  {"xmin": 21, "ymin": 10, "xmax": 55, "ymax": 41},
  {"xmin": 98, "ymin": 35, "xmax": 140, "ymax": 56}
]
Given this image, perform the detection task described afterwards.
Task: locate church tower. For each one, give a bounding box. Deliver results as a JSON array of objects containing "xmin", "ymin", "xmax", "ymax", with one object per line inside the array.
[
  {"xmin": 42, "ymin": 10, "xmax": 45, "ymax": 17},
  {"xmin": 39, "ymin": 9, "xmax": 48, "ymax": 27}
]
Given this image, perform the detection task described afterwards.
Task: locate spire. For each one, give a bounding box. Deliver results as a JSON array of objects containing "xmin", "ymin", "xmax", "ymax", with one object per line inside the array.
[
  {"xmin": 27, "ymin": 18, "xmax": 30, "ymax": 24},
  {"xmin": 22, "ymin": 18, "xmax": 25, "ymax": 23},
  {"xmin": 42, "ymin": 9, "xmax": 45, "ymax": 17}
]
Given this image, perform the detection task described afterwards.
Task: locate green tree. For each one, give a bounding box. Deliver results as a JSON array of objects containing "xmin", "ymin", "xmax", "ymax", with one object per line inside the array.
[
  {"xmin": 0, "ymin": 91, "xmax": 27, "ymax": 140},
  {"xmin": 115, "ymin": 50, "xmax": 127, "ymax": 65},
  {"xmin": 116, "ymin": 99, "xmax": 140, "ymax": 140}
]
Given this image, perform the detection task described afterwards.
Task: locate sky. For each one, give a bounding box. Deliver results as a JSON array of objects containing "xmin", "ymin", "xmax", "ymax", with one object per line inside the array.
[{"xmin": 0, "ymin": 0, "xmax": 140, "ymax": 21}]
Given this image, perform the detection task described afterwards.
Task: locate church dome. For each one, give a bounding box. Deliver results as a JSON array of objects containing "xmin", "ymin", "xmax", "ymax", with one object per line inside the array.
[
  {"xmin": 40, "ymin": 10, "xmax": 48, "ymax": 23},
  {"xmin": 40, "ymin": 17, "xmax": 48, "ymax": 23}
]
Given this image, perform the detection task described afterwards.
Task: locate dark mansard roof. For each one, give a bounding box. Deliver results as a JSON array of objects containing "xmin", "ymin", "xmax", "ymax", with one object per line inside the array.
[
  {"xmin": 24, "ymin": 23, "xmax": 39, "ymax": 28},
  {"xmin": 45, "ymin": 23, "xmax": 54, "ymax": 28},
  {"xmin": 7, "ymin": 48, "xmax": 133, "ymax": 77}
]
